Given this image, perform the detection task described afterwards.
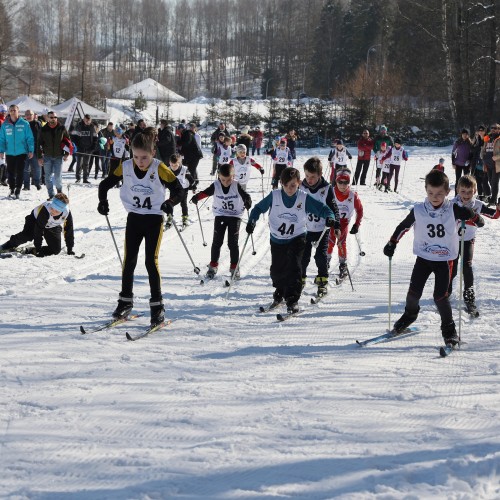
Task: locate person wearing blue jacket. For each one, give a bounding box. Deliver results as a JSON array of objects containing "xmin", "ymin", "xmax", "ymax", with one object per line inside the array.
[
  {"xmin": 247, "ymin": 166, "xmax": 336, "ymax": 314},
  {"xmin": 0, "ymin": 104, "xmax": 35, "ymax": 199}
]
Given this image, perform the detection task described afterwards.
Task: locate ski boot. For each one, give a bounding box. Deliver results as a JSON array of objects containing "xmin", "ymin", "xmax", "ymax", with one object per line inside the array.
[
  {"xmin": 339, "ymin": 262, "xmax": 348, "ymax": 280},
  {"xmin": 271, "ymin": 289, "xmax": 284, "ymax": 308},
  {"xmin": 464, "ymin": 287, "xmax": 479, "ymax": 316},
  {"xmin": 314, "ymin": 276, "xmax": 328, "ymax": 297},
  {"xmin": 164, "ymin": 215, "xmax": 173, "ymax": 231},
  {"xmin": 150, "ymin": 298, "xmax": 165, "ymax": 327},
  {"xmin": 181, "ymin": 215, "xmax": 189, "ymax": 230},
  {"xmin": 442, "ymin": 321, "xmax": 459, "ymax": 347},
  {"xmin": 229, "ymin": 265, "xmax": 240, "ymax": 280},
  {"xmin": 286, "ymin": 301, "xmax": 299, "ymax": 314},
  {"xmin": 205, "ymin": 263, "xmax": 218, "ymax": 280},
  {"xmin": 112, "ymin": 295, "xmax": 133, "ymax": 319},
  {"xmin": 393, "ymin": 306, "xmax": 420, "ymax": 333}
]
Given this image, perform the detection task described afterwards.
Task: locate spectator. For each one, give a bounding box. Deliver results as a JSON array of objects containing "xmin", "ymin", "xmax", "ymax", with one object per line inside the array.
[
  {"xmin": 482, "ymin": 124, "xmax": 500, "ymax": 205},
  {"xmin": 178, "ymin": 122, "xmax": 203, "ymax": 186},
  {"xmin": 451, "ymin": 128, "xmax": 472, "ymax": 192},
  {"xmin": 285, "ymin": 129, "xmax": 298, "ymax": 163},
  {"xmin": 490, "ymin": 128, "xmax": 500, "ymax": 205},
  {"xmin": 39, "ymin": 111, "xmax": 71, "ymax": 200},
  {"xmin": 353, "ymin": 129, "xmax": 374, "ymax": 185},
  {"xmin": 237, "ymin": 126, "xmax": 252, "ymax": 151},
  {"xmin": 22, "ymin": 109, "xmax": 42, "ymax": 191},
  {"xmin": 157, "ymin": 119, "xmax": 176, "ymax": 163},
  {"xmin": 470, "ymin": 125, "xmax": 486, "ymax": 200},
  {"xmin": 0, "ymin": 104, "xmax": 34, "ymax": 199},
  {"xmin": 131, "ymin": 119, "xmax": 147, "ymax": 142},
  {"xmin": 74, "ymin": 114, "xmax": 97, "ymax": 183},
  {"xmin": 0, "ymin": 104, "xmax": 7, "ymax": 186},
  {"xmin": 251, "ymin": 126, "xmax": 263, "ymax": 155},
  {"xmin": 210, "ymin": 122, "xmax": 230, "ymax": 174},
  {"xmin": 373, "ymin": 125, "xmax": 394, "ymax": 153},
  {"xmin": 124, "ymin": 122, "xmax": 135, "ymax": 144},
  {"xmin": 101, "ymin": 122, "xmax": 115, "ymax": 175}
]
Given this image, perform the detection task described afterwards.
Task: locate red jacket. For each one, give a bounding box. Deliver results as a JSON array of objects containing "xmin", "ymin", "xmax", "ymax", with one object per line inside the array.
[{"xmin": 357, "ymin": 137, "xmax": 374, "ymax": 159}]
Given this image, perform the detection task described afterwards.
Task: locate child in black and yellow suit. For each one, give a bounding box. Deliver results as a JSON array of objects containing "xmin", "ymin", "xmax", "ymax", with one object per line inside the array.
[{"xmin": 98, "ymin": 127, "xmax": 183, "ymax": 327}]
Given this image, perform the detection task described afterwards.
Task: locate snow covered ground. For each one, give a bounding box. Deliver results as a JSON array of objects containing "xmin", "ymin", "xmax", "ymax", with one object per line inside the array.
[{"xmin": 1, "ymin": 147, "xmax": 499, "ymax": 499}]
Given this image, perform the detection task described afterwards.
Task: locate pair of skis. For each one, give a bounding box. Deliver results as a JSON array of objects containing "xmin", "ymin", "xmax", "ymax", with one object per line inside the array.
[
  {"xmin": 0, "ymin": 248, "xmax": 85, "ymax": 259},
  {"xmin": 80, "ymin": 313, "xmax": 171, "ymax": 341}
]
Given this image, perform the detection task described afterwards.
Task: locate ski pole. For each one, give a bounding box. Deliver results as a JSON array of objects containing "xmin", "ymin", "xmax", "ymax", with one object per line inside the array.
[
  {"xmin": 312, "ymin": 225, "xmax": 329, "ymax": 249},
  {"xmin": 399, "ymin": 160, "xmax": 407, "ymax": 194},
  {"xmin": 172, "ymin": 220, "xmax": 200, "ymax": 275},
  {"xmin": 247, "ymin": 210, "xmax": 257, "ymax": 255},
  {"xmin": 354, "ymin": 232, "xmax": 366, "ymax": 256},
  {"xmin": 195, "ymin": 203, "xmax": 208, "ymax": 246},
  {"xmin": 388, "ymin": 256, "xmax": 392, "ymax": 332},
  {"xmin": 225, "ymin": 233, "xmax": 250, "ymax": 299},
  {"xmin": 105, "ymin": 215, "xmax": 123, "ymax": 268},
  {"xmin": 458, "ymin": 220, "xmax": 466, "ymax": 345},
  {"xmin": 260, "ymin": 173, "xmax": 265, "ymax": 199},
  {"xmin": 369, "ymin": 158, "xmax": 376, "ymax": 188}
]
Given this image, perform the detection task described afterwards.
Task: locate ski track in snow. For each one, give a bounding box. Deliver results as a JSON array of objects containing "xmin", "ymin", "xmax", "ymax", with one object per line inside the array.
[{"xmin": 1, "ymin": 147, "xmax": 499, "ymax": 499}]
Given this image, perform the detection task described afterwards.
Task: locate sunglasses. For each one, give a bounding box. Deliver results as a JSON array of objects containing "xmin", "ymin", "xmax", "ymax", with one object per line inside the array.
[{"xmin": 337, "ymin": 180, "xmax": 349, "ymax": 185}]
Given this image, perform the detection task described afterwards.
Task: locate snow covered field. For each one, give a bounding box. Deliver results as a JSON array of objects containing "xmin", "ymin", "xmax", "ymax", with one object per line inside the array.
[{"xmin": 1, "ymin": 147, "xmax": 499, "ymax": 499}]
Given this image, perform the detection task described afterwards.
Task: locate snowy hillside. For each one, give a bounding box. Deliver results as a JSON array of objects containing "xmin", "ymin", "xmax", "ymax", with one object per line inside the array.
[{"xmin": 1, "ymin": 148, "xmax": 500, "ymax": 499}]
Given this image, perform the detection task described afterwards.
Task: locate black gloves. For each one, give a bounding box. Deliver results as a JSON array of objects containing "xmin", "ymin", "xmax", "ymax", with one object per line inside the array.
[
  {"xmin": 474, "ymin": 214, "xmax": 485, "ymax": 228},
  {"xmin": 259, "ymin": 168, "xmax": 265, "ymax": 176},
  {"xmin": 190, "ymin": 194, "xmax": 199, "ymax": 204},
  {"xmin": 244, "ymin": 198, "xmax": 252, "ymax": 211},
  {"xmin": 161, "ymin": 200, "xmax": 174, "ymax": 216},
  {"xmin": 350, "ymin": 224, "xmax": 359, "ymax": 235},
  {"xmin": 383, "ymin": 241, "xmax": 396, "ymax": 258},
  {"xmin": 67, "ymin": 248, "xmax": 75, "ymax": 255},
  {"xmin": 246, "ymin": 221, "xmax": 256, "ymax": 234},
  {"xmin": 97, "ymin": 200, "xmax": 109, "ymax": 215},
  {"xmin": 325, "ymin": 217, "xmax": 336, "ymax": 228}
]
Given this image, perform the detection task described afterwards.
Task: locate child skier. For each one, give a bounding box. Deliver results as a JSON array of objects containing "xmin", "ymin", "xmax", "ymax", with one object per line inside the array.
[
  {"xmin": 165, "ymin": 153, "xmax": 195, "ymax": 231},
  {"xmin": 449, "ymin": 175, "xmax": 499, "ymax": 315},
  {"xmin": 191, "ymin": 162, "xmax": 252, "ymax": 280},
  {"xmin": 375, "ymin": 141, "xmax": 389, "ymax": 189},
  {"xmin": 270, "ymin": 138, "xmax": 293, "ymax": 189},
  {"xmin": 247, "ymin": 167, "xmax": 336, "ymax": 314},
  {"xmin": 327, "ymin": 168, "xmax": 363, "ymax": 281},
  {"xmin": 107, "ymin": 126, "xmax": 130, "ymax": 178},
  {"xmin": 230, "ymin": 144, "xmax": 264, "ymax": 190},
  {"xmin": 381, "ymin": 138, "xmax": 408, "ymax": 192},
  {"xmin": 383, "ymin": 169, "xmax": 484, "ymax": 347},
  {"xmin": 433, "ymin": 158, "xmax": 445, "ymax": 172},
  {"xmin": 215, "ymin": 136, "xmax": 234, "ymax": 174},
  {"xmin": 300, "ymin": 157, "xmax": 340, "ymax": 297},
  {"xmin": 328, "ymin": 139, "xmax": 352, "ymax": 183},
  {"xmin": 97, "ymin": 127, "xmax": 184, "ymax": 327},
  {"xmin": 210, "ymin": 133, "xmax": 226, "ymax": 175},
  {"xmin": 0, "ymin": 193, "xmax": 75, "ymax": 257}
]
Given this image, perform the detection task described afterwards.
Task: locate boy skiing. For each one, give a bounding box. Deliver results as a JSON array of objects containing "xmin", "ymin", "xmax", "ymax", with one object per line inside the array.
[
  {"xmin": 165, "ymin": 153, "xmax": 195, "ymax": 231},
  {"xmin": 0, "ymin": 193, "xmax": 75, "ymax": 257},
  {"xmin": 327, "ymin": 169, "xmax": 363, "ymax": 282},
  {"xmin": 449, "ymin": 175, "xmax": 499, "ymax": 316},
  {"xmin": 300, "ymin": 157, "xmax": 340, "ymax": 298},
  {"xmin": 107, "ymin": 126, "xmax": 130, "ymax": 178},
  {"xmin": 270, "ymin": 138, "xmax": 293, "ymax": 189},
  {"xmin": 97, "ymin": 127, "xmax": 183, "ymax": 327},
  {"xmin": 247, "ymin": 167, "xmax": 336, "ymax": 315},
  {"xmin": 381, "ymin": 138, "xmax": 408, "ymax": 192},
  {"xmin": 375, "ymin": 141, "xmax": 389, "ymax": 189},
  {"xmin": 383, "ymin": 170, "xmax": 484, "ymax": 348},
  {"xmin": 328, "ymin": 139, "xmax": 352, "ymax": 182},
  {"xmin": 191, "ymin": 163, "xmax": 252, "ymax": 281},
  {"xmin": 229, "ymin": 144, "xmax": 264, "ymax": 190},
  {"xmin": 214, "ymin": 136, "xmax": 234, "ymax": 174}
]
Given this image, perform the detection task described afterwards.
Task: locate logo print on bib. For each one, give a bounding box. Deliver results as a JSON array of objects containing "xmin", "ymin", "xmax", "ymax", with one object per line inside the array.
[
  {"xmin": 131, "ymin": 184, "xmax": 154, "ymax": 195},
  {"xmin": 278, "ymin": 212, "xmax": 298, "ymax": 222}
]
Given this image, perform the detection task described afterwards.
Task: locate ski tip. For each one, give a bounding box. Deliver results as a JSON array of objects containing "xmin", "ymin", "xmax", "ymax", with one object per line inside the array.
[
  {"xmin": 355, "ymin": 340, "xmax": 365, "ymax": 347},
  {"xmin": 79, "ymin": 325, "xmax": 86, "ymax": 335},
  {"xmin": 259, "ymin": 306, "xmax": 265, "ymax": 312},
  {"xmin": 276, "ymin": 314, "xmax": 284, "ymax": 322},
  {"xmin": 125, "ymin": 332, "xmax": 135, "ymax": 341}
]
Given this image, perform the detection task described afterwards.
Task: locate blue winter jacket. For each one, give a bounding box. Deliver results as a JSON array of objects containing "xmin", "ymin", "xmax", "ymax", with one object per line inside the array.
[{"xmin": 0, "ymin": 116, "xmax": 35, "ymax": 156}]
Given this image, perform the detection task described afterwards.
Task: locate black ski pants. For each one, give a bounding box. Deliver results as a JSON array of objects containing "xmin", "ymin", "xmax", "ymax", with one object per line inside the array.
[
  {"xmin": 270, "ymin": 235, "xmax": 306, "ymax": 306},
  {"xmin": 353, "ymin": 159, "xmax": 370, "ymax": 185},
  {"xmin": 121, "ymin": 212, "xmax": 163, "ymax": 302},
  {"xmin": 7, "ymin": 154, "xmax": 27, "ymax": 194},
  {"xmin": 405, "ymin": 256, "xmax": 454, "ymax": 327},
  {"xmin": 449, "ymin": 239, "xmax": 474, "ymax": 294},
  {"xmin": 301, "ymin": 229, "xmax": 329, "ymax": 279},
  {"xmin": 210, "ymin": 216, "xmax": 241, "ymax": 266}
]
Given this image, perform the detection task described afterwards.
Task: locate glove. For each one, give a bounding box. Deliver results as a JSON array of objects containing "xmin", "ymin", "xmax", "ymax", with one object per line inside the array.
[
  {"xmin": 246, "ymin": 221, "xmax": 256, "ymax": 234},
  {"xmin": 350, "ymin": 224, "xmax": 359, "ymax": 235},
  {"xmin": 474, "ymin": 214, "xmax": 485, "ymax": 228},
  {"xmin": 259, "ymin": 168, "xmax": 265, "ymax": 176},
  {"xmin": 190, "ymin": 194, "xmax": 199, "ymax": 204},
  {"xmin": 97, "ymin": 200, "xmax": 109, "ymax": 215},
  {"xmin": 67, "ymin": 248, "xmax": 75, "ymax": 255},
  {"xmin": 244, "ymin": 199, "xmax": 252, "ymax": 211},
  {"xmin": 383, "ymin": 241, "xmax": 396, "ymax": 258},
  {"xmin": 161, "ymin": 200, "xmax": 174, "ymax": 216},
  {"xmin": 325, "ymin": 217, "xmax": 336, "ymax": 228}
]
